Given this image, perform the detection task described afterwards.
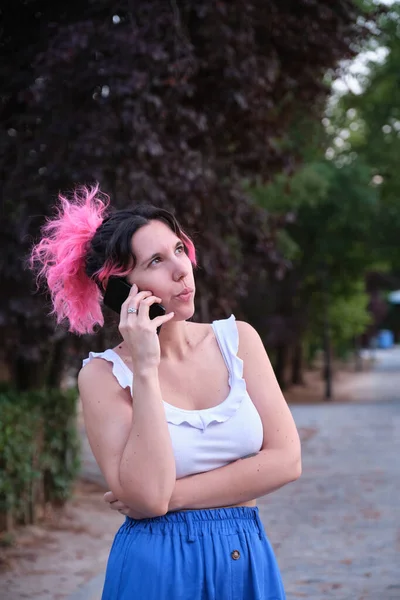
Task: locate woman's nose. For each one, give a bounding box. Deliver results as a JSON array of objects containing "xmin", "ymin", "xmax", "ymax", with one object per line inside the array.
[
  {"xmin": 173, "ymin": 260, "xmax": 190, "ymax": 282},
  {"xmin": 173, "ymin": 268, "xmax": 187, "ymax": 282}
]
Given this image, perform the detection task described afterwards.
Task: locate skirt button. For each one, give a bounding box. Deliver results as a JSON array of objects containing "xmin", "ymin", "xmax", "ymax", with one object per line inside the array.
[{"xmin": 231, "ymin": 550, "xmax": 240, "ymax": 560}]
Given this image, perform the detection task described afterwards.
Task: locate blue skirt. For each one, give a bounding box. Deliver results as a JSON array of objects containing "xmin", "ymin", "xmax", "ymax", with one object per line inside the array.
[{"xmin": 101, "ymin": 506, "xmax": 286, "ymax": 600}]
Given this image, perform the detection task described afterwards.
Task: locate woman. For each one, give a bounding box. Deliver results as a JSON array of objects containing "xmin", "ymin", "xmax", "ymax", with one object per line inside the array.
[{"xmin": 30, "ymin": 185, "xmax": 301, "ymax": 600}]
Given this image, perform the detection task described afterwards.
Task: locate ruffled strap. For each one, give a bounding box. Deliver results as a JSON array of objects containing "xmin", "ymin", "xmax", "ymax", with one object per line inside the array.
[
  {"xmin": 81, "ymin": 350, "xmax": 132, "ymax": 392},
  {"xmin": 211, "ymin": 314, "xmax": 244, "ymax": 384}
]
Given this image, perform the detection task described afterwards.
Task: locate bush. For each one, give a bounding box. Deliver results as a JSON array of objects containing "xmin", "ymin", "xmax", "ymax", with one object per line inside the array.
[{"xmin": 0, "ymin": 385, "xmax": 80, "ymax": 532}]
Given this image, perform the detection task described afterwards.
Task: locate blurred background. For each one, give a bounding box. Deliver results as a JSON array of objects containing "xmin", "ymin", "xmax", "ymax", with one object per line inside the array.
[{"xmin": 0, "ymin": 1, "xmax": 399, "ymax": 599}]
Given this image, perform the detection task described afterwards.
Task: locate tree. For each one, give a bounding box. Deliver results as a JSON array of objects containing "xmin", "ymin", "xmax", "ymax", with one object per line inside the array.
[
  {"xmin": 319, "ymin": 4, "xmax": 400, "ymax": 348},
  {"xmin": 248, "ymin": 157, "xmax": 379, "ymax": 387},
  {"xmin": 330, "ymin": 4, "xmax": 400, "ymax": 268},
  {"xmin": 0, "ymin": 0, "xmax": 374, "ymax": 388}
]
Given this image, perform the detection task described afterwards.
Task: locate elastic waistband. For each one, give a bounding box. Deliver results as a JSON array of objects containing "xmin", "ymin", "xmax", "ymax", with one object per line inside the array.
[
  {"xmin": 119, "ymin": 507, "xmax": 264, "ymax": 542},
  {"xmin": 146, "ymin": 506, "xmax": 259, "ymax": 523}
]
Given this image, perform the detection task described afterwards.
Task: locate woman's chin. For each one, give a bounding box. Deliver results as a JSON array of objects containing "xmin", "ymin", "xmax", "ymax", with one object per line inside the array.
[{"xmin": 172, "ymin": 303, "xmax": 195, "ymax": 322}]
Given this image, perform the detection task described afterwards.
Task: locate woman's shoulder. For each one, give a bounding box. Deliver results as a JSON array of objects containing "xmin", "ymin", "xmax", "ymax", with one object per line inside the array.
[
  {"xmin": 235, "ymin": 321, "xmax": 267, "ymax": 362},
  {"xmin": 79, "ymin": 351, "xmax": 116, "ymax": 384},
  {"xmin": 79, "ymin": 349, "xmax": 131, "ymax": 397},
  {"xmin": 195, "ymin": 314, "xmax": 258, "ymax": 356},
  {"xmin": 81, "ymin": 348, "xmax": 118, "ymax": 369},
  {"xmin": 78, "ymin": 353, "xmax": 111, "ymax": 391},
  {"xmin": 209, "ymin": 314, "xmax": 258, "ymax": 341},
  {"xmin": 80, "ymin": 348, "xmax": 127, "ymax": 383},
  {"xmin": 235, "ymin": 319, "xmax": 259, "ymax": 338}
]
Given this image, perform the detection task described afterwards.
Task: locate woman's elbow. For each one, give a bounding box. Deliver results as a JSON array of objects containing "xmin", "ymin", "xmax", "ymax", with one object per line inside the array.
[
  {"xmin": 142, "ymin": 499, "xmax": 169, "ymax": 518},
  {"xmin": 129, "ymin": 489, "xmax": 171, "ymax": 517},
  {"xmin": 287, "ymin": 443, "xmax": 302, "ymax": 482},
  {"xmin": 139, "ymin": 486, "xmax": 174, "ymax": 517},
  {"xmin": 278, "ymin": 447, "xmax": 302, "ymax": 484},
  {"xmin": 123, "ymin": 495, "xmax": 170, "ymax": 518},
  {"xmin": 290, "ymin": 455, "xmax": 302, "ymax": 481},
  {"xmin": 116, "ymin": 484, "xmax": 170, "ymax": 518}
]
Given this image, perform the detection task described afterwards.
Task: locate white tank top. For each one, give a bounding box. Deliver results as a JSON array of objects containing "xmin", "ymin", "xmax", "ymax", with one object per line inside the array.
[{"xmin": 82, "ymin": 315, "xmax": 263, "ymax": 479}]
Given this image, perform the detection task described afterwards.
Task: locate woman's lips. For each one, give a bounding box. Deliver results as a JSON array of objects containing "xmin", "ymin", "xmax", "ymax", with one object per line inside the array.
[{"xmin": 175, "ymin": 290, "xmax": 194, "ymax": 302}]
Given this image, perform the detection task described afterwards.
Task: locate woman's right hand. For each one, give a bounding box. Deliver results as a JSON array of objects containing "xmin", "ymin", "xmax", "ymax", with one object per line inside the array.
[{"xmin": 118, "ymin": 283, "xmax": 174, "ymax": 370}]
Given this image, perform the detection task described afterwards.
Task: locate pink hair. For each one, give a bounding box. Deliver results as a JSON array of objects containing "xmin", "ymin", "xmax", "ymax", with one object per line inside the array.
[
  {"xmin": 30, "ymin": 185, "xmax": 197, "ymax": 336},
  {"xmin": 29, "ymin": 184, "xmax": 110, "ymax": 335},
  {"xmin": 181, "ymin": 232, "xmax": 196, "ymax": 266}
]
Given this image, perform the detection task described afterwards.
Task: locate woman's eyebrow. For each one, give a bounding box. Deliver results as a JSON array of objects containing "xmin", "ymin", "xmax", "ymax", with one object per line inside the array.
[
  {"xmin": 139, "ymin": 252, "xmax": 159, "ymax": 266},
  {"xmin": 140, "ymin": 241, "xmax": 181, "ymax": 266}
]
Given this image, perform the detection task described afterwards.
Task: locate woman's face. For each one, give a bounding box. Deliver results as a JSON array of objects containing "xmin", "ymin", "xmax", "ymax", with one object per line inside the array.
[{"xmin": 126, "ymin": 220, "xmax": 196, "ymax": 321}]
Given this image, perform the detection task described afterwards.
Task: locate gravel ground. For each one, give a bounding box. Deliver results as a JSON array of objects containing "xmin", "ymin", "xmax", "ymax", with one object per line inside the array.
[{"xmin": 263, "ymin": 400, "xmax": 400, "ymax": 600}]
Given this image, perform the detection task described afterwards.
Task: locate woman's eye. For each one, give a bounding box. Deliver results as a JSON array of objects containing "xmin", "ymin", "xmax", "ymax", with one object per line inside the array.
[{"xmin": 149, "ymin": 246, "xmax": 184, "ymax": 266}]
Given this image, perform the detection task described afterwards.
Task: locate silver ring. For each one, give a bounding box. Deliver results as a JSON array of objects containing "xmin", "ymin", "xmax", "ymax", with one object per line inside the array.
[{"xmin": 127, "ymin": 307, "xmax": 138, "ymax": 314}]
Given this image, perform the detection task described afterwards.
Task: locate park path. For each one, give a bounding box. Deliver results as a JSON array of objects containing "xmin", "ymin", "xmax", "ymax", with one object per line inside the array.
[
  {"xmin": 262, "ymin": 400, "xmax": 399, "ymax": 599},
  {"xmin": 1, "ymin": 349, "xmax": 399, "ymax": 600},
  {"xmin": 262, "ymin": 347, "xmax": 400, "ymax": 599}
]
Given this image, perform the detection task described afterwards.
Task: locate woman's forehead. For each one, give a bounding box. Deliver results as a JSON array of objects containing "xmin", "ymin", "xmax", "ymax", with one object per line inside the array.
[{"xmin": 131, "ymin": 220, "xmax": 179, "ymax": 257}]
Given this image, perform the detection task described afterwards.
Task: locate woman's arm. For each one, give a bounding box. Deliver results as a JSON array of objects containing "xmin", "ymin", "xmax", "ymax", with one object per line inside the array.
[
  {"xmin": 79, "ymin": 359, "xmax": 176, "ymax": 518},
  {"xmin": 168, "ymin": 449, "xmax": 298, "ymax": 511},
  {"xmin": 80, "ymin": 288, "xmax": 177, "ymax": 518},
  {"xmin": 168, "ymin": 320, "xmax": 301, "ymax": 510}
]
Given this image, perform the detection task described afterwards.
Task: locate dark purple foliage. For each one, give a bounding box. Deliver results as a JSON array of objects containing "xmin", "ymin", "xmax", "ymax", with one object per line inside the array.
[{"xmin": 0, "ymin": 0, "xmax": 371, "ymax": 387}]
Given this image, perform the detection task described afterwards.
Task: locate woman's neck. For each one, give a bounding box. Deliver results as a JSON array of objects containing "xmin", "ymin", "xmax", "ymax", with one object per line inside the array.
[{"xmin": 158, "ymin": 319, "xmax": 193, "ymax": 361}]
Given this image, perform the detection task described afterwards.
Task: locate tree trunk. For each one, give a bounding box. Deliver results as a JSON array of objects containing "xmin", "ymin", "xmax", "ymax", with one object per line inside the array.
[
  {"xmin": 274, "ymin": 344, "xmax": 288, "ymax": 390},
  {"xmin": 13, "ymin": 357, "xmax": 46, "ymax": 391},
  {"xmin": 46, "ymin": 337, "xmax": 70, "ymax": 388},
  {"xmin": 291, "ymin": 341, "xmax": 305, "ymax": 385}
]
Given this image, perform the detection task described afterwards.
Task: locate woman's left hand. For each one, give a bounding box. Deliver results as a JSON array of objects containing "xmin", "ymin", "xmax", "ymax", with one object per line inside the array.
[{"xmin": 103, "ymin": 491, "xmax": 146, "ymax": 519}]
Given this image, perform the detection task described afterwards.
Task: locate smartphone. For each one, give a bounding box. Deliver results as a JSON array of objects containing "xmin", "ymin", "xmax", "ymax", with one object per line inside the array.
[{"xmin": 103, "ymin": 277, "xmax": 166, "ymax": 334}]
